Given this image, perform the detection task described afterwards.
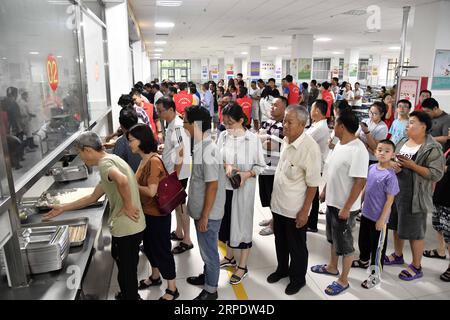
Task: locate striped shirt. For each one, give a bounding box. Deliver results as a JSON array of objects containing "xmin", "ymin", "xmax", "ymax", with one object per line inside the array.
[{"xmin": 261, "ymin": 119, "xmax": 284, "ymax": 175}]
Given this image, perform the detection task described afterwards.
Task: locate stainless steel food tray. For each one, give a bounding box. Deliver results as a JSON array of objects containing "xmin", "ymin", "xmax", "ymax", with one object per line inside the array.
[{"xmin": 22, "ymin": 217, "xmax": 89, "ymax": 247}]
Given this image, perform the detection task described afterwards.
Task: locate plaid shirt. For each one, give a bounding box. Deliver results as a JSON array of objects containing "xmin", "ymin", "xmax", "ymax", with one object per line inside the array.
[
  {"xmin": 134, "ymin": 105, "xmax": 150, "ymax": 126},
  {"xmin": 261, "ymin": 119, "xmax": 284, "ymax": 175}
]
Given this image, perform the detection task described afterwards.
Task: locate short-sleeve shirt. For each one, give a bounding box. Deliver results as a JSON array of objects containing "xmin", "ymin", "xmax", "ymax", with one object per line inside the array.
[
  {"xmin": 324, "ymin": 139, "xmax": 369, "ymax": 211},
  {"xmin": 353, "ymin": 88, "xmax": 364, "ymax": 107},
  {"xmin": 162, "ymin": 116, "xmax": 191, "ymax": 180},
  {"xmin": 287, "ymin": 83, "xmax": 300, "ymax": 105},
  {"xmin": 362, "ymin": 164, "xmax": 400, "ymax": 222},
  {"xmin": 98, "ymin": 154, "xmax": 146, "ymax": 237},
  {"xmin": 271, "ymin": 133, "xmax": 322, "ymax": 218},
  {"xmin": 389, "ymin": 119, "xmax": 408, "ymax": 145},
  {"xmin": 187, "ymin": 137, "xmax": 225, "ymax": 221},
  {"xmin": 236, "ymin": 96, "xmax": 253, "ymax": 121},
  {"xmin": 136, "ymin": 156, "xmax": 167, "ymax": 216},
  {"xmin": 357, "ymin": 119, "xmax": 389, "ymax": 161},
  {"xmin": 112, "ymin": 135, "xmax": 142, "ymax": 173},
  {"xmin": 249, "ymin": 88, "xmax": 261, "ymax": 109},
  {"xmin": 430, "ymin": 111, "xmax": 450, "ymax": 148},
  {"xmin": 261, "ymin": 119, "xmax": 284, "ymax": 175},
  {"xmin": 306, "ymin": 119, "xmax": 330, "ymax": 171}
]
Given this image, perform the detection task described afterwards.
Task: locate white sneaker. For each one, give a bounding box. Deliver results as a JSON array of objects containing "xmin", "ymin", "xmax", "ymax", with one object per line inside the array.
[
  {"xmin": 259, "ymin": 219, "xmax": 272, "ymax": 227},
  {"xmin": 259, "ymin": 226, "xmax": 273, "ymax": 236}
]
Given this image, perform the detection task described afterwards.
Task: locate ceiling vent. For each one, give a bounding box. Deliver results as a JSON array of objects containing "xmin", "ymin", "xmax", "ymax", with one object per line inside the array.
[
  {"xmin": 156, "ymin": 33, "xmax": 169, "ymax": 36},
  {"xmin": 286, "ymin": 27, "xmax": 307, "ymax": 31},
  {"xmin": 341, "ymin": 9, "xmax": 367, "ymax": 16},
  {"xmin": 222, "ymin": 35, "xmax": 235, "ymax": 38},
  {"xmin": 259, "ymin": 36, "xmax": 273, "ymax": 39}
]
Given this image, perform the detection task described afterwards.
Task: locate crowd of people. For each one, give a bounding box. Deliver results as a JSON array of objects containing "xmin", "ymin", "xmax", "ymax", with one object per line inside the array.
[{"xmin": 43, "ymin": 74, "xmax": 450, "ymax": 300}]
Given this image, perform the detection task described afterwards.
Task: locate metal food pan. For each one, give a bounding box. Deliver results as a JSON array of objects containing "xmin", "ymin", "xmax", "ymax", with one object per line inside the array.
[{"xmin": 22, "ymin": 217, "xmax": 89, "ymax": 247}]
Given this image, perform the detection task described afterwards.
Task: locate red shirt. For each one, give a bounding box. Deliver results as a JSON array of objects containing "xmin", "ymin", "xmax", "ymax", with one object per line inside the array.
[
  {"xmin": 237, "ymin": 96, "xmax": 253, "ymax": 122},
  {"xmin": 414, "ymin": 103, "xmax": 423, "ymax": 111},
  {"xmin": 287, "ymin": 83, "xmax": 300, "ymax": 105},
  {"xmin": 174, "ymin": 91, "xmax": 193, "ymax": 115},
  {"xmin": 141, "ymin": 102, "xmax": 157, "ymax": 134},
  {"xmin": 321, "ymin": 90, "xmax": 333, "ymax": 118}
]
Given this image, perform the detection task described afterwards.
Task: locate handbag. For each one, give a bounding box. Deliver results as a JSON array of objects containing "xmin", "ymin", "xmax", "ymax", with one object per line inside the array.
[
  {"xmin": 152, "ymin": 155, "xmax": 187, "ymax": 215},
  {"xmin": 229, "ymin": 169, "xmax": 241, "ymax": 189}
]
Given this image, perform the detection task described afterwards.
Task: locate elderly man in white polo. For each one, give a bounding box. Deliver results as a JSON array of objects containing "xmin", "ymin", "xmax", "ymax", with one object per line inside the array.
[{"xmin": 267, "ymin": 105, "xmax": 322, "ymax": 295}]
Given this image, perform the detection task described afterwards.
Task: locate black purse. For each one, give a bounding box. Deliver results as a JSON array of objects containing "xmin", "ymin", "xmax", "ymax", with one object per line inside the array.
[{"xmin": 229, "ymin": 169, "xmax": 241, "ymax": 189}]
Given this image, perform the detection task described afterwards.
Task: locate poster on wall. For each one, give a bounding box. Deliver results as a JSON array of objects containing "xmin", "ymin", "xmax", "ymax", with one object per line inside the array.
[
  {"xmin": 331, "ymin": 66, "xmax": 339, "ymax": 78},
  {"xmin": 250, "ymin": 61, "xmax": 260, "ymax": 77},
  {"xmin": 275, "ymin": 66, "xmax": 282, "ymax": 80},
  {"xmin": 226, "ymin": 64, "xmax": 234, "ymax": 80},
  {"xmin": 349, "ymin": 63, "xmax": 358, "ymax": 77},
  {"xmin": 398, "ymin": 77, "xmax": 419, "ymax": 106},
  {"xmin": 210, "ymin": 65, "xmax": 219, "ymax": 81},
  {"xmin": 431, "ymin": 49, "xmax": 450, "ymax": 90},
  {"xmin": 290, "ymin": 58, "xmax": 298, "ymax": 77},
  {"xmin": 47, "ymin": 54, "xmax": 59, "ymax": 92},
  {"xmin": 297, "ymin": 58, "xmax": 311, "ymax": 79},
  {"xmin": 201, "ymin": 65, "xmax": 208, "ymax": 81},
  {"xmin": 261, "ymin": 62, "xmax": 275, "ymax": 79}
]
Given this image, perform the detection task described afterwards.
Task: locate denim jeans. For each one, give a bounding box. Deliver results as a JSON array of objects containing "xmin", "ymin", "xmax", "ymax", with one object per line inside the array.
[{"xmin": 196, "ymin": 218, "xmax": 222, "ymax": 293}]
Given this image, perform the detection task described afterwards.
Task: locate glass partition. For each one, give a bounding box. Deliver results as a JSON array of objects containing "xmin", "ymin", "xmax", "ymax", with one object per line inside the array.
[
  {"xmin": 81, "ymin": 10, "xmax": 108, "ymax": 125},
  {"xmin": 0, "ymin": 0, "xmax": 85, "ymax": 184}
]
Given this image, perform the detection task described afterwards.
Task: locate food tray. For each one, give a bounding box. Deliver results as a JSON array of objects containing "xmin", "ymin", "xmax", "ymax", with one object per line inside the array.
[
  {"xmin": 35, "ymin": 188, "xmax": 105, "ymax": 211},
  {"xmin": 22, "ymin": 217, "xmax": 89, "ymax": 247}
]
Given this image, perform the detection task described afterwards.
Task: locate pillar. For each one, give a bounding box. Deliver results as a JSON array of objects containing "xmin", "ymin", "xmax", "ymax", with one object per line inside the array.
[{"xmin": 344, "ymin": 48, "xmax": 360, "ymax": 84}]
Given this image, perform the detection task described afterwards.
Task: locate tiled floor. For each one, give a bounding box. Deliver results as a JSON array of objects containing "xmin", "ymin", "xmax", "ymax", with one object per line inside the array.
[{"xmin": 107, "ymin": 183, "xmax": 450, "ymax": 300}]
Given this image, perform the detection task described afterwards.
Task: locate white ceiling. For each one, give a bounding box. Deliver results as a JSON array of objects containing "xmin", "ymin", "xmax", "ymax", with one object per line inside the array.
[{"xmin": 129, "ymin": 0, "xmax": 438, "ymax": 60}]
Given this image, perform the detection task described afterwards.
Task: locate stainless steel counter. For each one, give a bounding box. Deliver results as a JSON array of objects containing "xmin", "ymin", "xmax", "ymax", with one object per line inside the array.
[{"xmin": 0, "ymin": 171, "xmax": 110, "ymax": 300}]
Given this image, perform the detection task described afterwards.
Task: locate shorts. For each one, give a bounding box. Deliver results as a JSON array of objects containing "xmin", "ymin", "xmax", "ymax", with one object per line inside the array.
[
  {"xmin": 180, "ymin": 178, "xmax": 189, "ymax": 204},
  {"xmin": 252, "ymin": 105, "xmax": 260, "ymax": 121},
  {"xmin": 432, "ymin": 205, "xmax": 450, "ymax": 244},
  {"xmin": 389, "ymin": 203, "xmax": 427, "ymax": 240},
  {"xmin": 325, "ymin": 206, "xmax": 358, "ymax": 256}
]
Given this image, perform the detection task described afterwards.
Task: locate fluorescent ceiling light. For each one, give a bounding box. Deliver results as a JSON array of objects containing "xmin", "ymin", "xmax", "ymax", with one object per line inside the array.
[
  {"xmin": 154, "ymin": 48, "xmax": 164, "ymax": 52},
  {"xmin": 155, "ymin": 22, "xmax": 175, "ymax": 28},
  {"xmin": 267, "ymin": 47, "xmax": 278, "ymax": 50},
  {"xmin": 156, "ymin": 1, "xmax": 182, "ymax": 7},
  {"xmin": 29, "ymin": 51, "xmax": 39, "ymax": 55},
  {"xmin": 389, "ymin": 46, "xmax": 401, "ymax": 50},
  {"xmin": 154, "ymin": 41, "xmax": 167, "ymax": 45},
  {"xmin": 332, "ymin": 51, "xmax": 342, "ymax": 54},
  {"xmin": 315, "ymin": 37, "xmax": 332, "ymax": 42},
  {"xmin": 1, "ymin": 57, "xmax": 7, "ymax": 60},
  {"xmin": 56, "ymin": 55, "xmax": 63, "ymax": 58},
  {"xmin": 241, "ymin": 52, "xmax": 248, "ymax": 55}
]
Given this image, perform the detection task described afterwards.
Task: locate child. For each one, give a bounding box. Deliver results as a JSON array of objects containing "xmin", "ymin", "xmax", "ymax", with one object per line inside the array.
[{"xmin": 352, "ymin": 139, "xmax": 400, "ymax": 289}]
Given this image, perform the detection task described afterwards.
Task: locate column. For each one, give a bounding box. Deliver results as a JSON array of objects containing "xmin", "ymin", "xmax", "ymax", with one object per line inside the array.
[
  {"xmin": 291, "ymin": 34, "xmax": 313, "ymax": 83},
  {"xmin": 105, "ymin": 1, "xmax": 133, "ymax": 130},
  {"xmin": 247, "ymin": 45, "xmax": 261, "ymax": 81},
  {"xmin": 218, "ymin": 57, "xmax": 225, "ymax": 81},
  {"xmin": 344, "ymin": 48, "xmax": 360, "ymax": 84},
  {"xmin": 142, "ymin": 51, "xmax": 150, "ymax": 83},
  {"xmin": 368, "ymin": 54, "xmax": 381, "ymax": 86},
  {"xmin": 330, "ymin": 57, "xmax": 340, "ymax": 80},
  {"xmin": 409, "ymin": 0, "xmax": 450, "ymax": 110}
]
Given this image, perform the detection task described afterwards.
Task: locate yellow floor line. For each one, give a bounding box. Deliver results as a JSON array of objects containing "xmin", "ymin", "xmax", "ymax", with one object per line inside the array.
[{"xmin": 218, "ymin": 241, "xmax": 249, "ymax": 300}]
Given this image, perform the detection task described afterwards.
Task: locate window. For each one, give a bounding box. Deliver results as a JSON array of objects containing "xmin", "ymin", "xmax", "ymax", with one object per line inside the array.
[
  {"xmin": 386, "ymin": 58, "xmax": 410, "ymax": 87},
  {"xmin": 358, "ymin": 59, "xmax": 369, "ymax": 83},
  {"xmin": 159, "ymin": 60, "xmax": 191, "ymax": 82},
  {"xmin": 0, "ymin": 0, "xmax": 87, "ymax": 184},
  {"xmin": 312, "ymin": 58, "xmax": 331, "ymax": 83}
]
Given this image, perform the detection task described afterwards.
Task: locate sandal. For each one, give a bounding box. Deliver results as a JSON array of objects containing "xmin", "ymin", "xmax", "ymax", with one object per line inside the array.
[
  {"xmin": 138, "ymin": 276, "xmax": 162, "ymax": 290},
  {"xmin": 325, "ymin": 281, "xmax": 349, "ymax": 296},
  {"xmin": 259, "ymin": 226, "xmax": 273, "ymax": 236},
  {"xmin": 399, "ymin": 264, "xmax": 423, "ymax": 281},
  {"xmin": 230, "ymin": 266, "xmax": 248, "ymax": 285},
  {"xmin": 423, "ymin": 249, "xmax": 447, "ymax": 260},
  {"xmin": 361, "ymin": 274, "xmax": 380, "ymax": 289},
  {"xmin": 172, "ymin": 242, "xmax": 194, "ymax": 254},
  {"xmin": 383, "ymin": 252, "xmax": 405, "ymax": 265},
  {"xmin": 440, "ymin": 268, "xmax": 450, "ymax": 282},
  {"xmin": 351, "ymin": 259, "xmax": 370, "ymax": 269},
  {"xmin": 159, "ymin": 288, "xmax": 180, "ymax": 300},
  {"xmin": 310, "ymin": 264, "xmax": 339, "ymax": 276},
  {"xmin": 170, "ymin": 231, "xmax": 183, "ymax": 241},
  {"xmin": 220, "ymin": 256, "xmax": 237, "ymax": 268}
]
